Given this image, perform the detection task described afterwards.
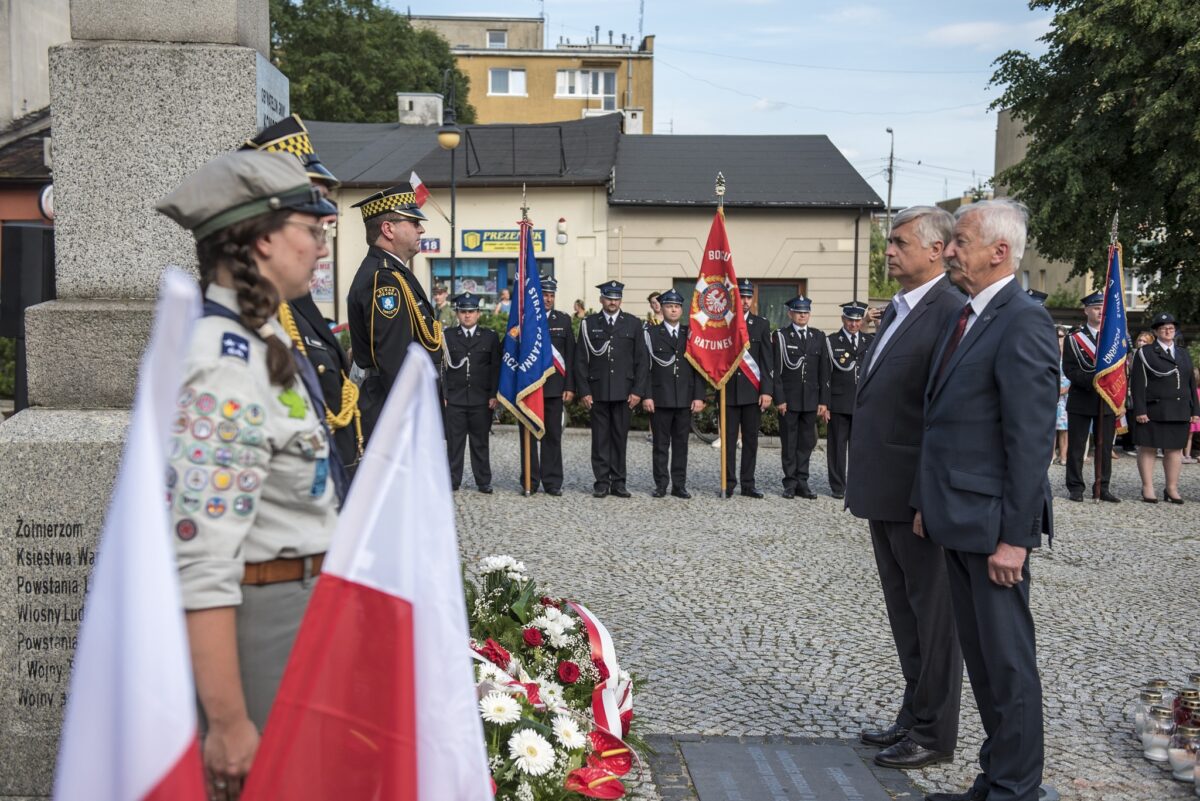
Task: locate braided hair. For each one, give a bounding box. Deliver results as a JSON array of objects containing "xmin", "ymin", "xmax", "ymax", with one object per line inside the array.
[{"xmin": 195, "ymin": 210, "xmax": 298, "ymax": 387}]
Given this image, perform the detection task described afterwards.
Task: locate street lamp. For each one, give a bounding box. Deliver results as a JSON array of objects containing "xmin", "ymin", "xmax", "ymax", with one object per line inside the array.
[
  {"xmin": 437, "ymin": 70, "xmax": 463, "ymax": 296},
  {"xmin": 885, "ymin": 127, "xmax": 895, "ymax": 234}
]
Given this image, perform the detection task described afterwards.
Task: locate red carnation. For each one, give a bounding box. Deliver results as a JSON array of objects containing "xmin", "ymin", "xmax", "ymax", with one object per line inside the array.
[
  {"xmin": 474, "ymin": 637, "xmax": 511, "ymax": 670},
  {"xmin": 620, "ymin": 708, "xmax": 634, "ymax": 736},
  {"xmin": 523, "ymin": 627, "xmax": 544, "ymax": 647},
  {"xmin": 557, "ymin": 660, "xmax": 581, "ymax": 684},
  {"xmin": 592, "ymin": 656, "xmax": 610, "ymax": 682}
]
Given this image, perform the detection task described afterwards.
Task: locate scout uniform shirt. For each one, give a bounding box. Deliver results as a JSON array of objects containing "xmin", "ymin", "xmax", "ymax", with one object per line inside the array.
[{"xmin": 169, "ymin": 285, "xmax": 337, "ymax": 610}]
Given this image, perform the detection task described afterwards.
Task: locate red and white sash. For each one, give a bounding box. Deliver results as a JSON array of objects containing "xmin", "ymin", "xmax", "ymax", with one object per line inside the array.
[
  {"xmin": 1072, "ymin": 330, "xmax": 1096, "ymax": 361},
  {"xmin": 739, "ymin": 353, "xmax": 762, "ymax": 391},
  {"xmin": 551, "ymin": 343, "xmax": 566, "ymax": 377}
]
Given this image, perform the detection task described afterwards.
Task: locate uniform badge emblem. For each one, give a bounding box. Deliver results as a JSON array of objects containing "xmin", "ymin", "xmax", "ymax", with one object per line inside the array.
[
  {"xmin": 222, "ymin": 399, "xmax": 242, "ymax": 420},
  {"xmin": 177, "ymin": 493, "xmax": 202, "ymax": 514},
  {"xmin": 375, "ymin": 286, "xmax": 401, "ymax": 319},
  {"xmin": 178, "ymin": 387, "xmax": 195, "ymax": 408},
  {"xmin": 216, "ymin": 421, "xmax": 240, "ymax": 442},
  {"xmin": 212, "ymin": 468, "xmax": 234, "ymax": 491},
  {"xmin": 191, "ymin": 418, "xmax": 214, "ymax": 439},
  {"xmin": 213, "ymin": 446, "xmax": 234, "ymax": 466},
  {"xmin": 184, "ymin": 468, "xmax": 208, "ymax": 491},
  {"xmin": 172, "ymin": 412, "xmax": 189, "ymax": 434},
  {"xmin": 195, "ymin": 393, "xmax": 217, "ymax": 415},
  {"xmin": 240, "ymin": 428, "xmax": 265, "ymax": 446},
  {"xmin": 244, "ymin": 404, "xmax": 265, "ymax": 425},
  {"xmin": 205, "ymin": 497, "xmax": 227, "ymax": 518},
  {"xmin": 176, "ymin": 519, "xmax": 197, "ymax": 541},
  {"xmin": 220, "ymin": 332, "xmax": 250, "ymax": 361},
  {"xmin": 233, "ymin": 494, "xmax": 254, "ymax": 516},
  {"xmin": 166, "ymin": 466, "xmax": 178, "ymax": 489},
  {"xmin": 237, "ymin": 470, "xmax": 261, "ymax": 492},
  {"xmin": 238, "ymin": 448, "xmax": 258, "ymax": 467},
  {"xmin": 277, "ymin": 388, "xmax": 308, "ymax": 419},
  {"xmin": 187, "ymin": 444, "xmax": 210, "ymax": 464}
]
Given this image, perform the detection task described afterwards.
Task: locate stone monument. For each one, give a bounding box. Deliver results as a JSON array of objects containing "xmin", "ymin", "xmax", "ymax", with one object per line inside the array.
[{"xmin": 0, "ymin": 1, "xmax": 287, "ymax": 795}]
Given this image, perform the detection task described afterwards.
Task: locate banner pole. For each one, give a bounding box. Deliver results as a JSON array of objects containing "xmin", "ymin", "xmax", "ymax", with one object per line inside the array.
[
  {"xmin": 719, "ymin": 385, "xmax": 727, "ymax": 498},
  {"xmin": 523, "ymin": 427, "xmax": 532, "ymax": 496}
]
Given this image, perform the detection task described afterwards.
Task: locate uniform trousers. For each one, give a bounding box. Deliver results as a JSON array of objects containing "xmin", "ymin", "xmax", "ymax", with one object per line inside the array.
[
  {"xmin": 1065, "ymin": 410, "xmax": 1116, "ymax": 493},
  {"xmin": 826, "ymin": 411, "xmax": 853, "ymax": 496},
  {"xmin": 944, "ymin": 548, "xmax": 1043, "ymax": 801},
  {"xmin": 590, "ymin": 400, "xmax": 631, "ymax": 492},
  {"xmin": 519, "ymin": 396, "xmax": 565, "ymax": 491},
  {"xmin": 780, "ymin": 409, "xmax": 818, "ymax": 491},
  {"xmin": 650, "ymin": 406, "xmax": 691, "ymax": 491},
  {"xmin": 869, "ymin": 520, "xmax": 962, "ymax": 753},
  {"xmin": 446, "ymin": 404, "xmax": 492, "ymax": 489},
  {"xmin": 722, "ymin": 402, "xmax": 761, "ymax": 490}
]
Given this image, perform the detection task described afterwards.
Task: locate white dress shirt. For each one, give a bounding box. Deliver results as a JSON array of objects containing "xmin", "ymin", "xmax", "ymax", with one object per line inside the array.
[
  {"xmin": 868, "ymin": 272, "xmax": 946, "ymax": 372},
  {"xmin": 963, "ymin": 273, "xmax": 1015, "ymax": 335}
]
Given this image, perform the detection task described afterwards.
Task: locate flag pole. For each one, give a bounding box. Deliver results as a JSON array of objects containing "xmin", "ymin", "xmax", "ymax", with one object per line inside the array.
[
  {"xmin": 1094, "ymin": 211, "xmax": 1119, "ymax": 502},
  {"xmin": 715, "ymin": 172, "xmax": 729, "ymax": 499},
  {"xmin": 519, "ymin": 183, "xmax": 534, "ymax": 498}
]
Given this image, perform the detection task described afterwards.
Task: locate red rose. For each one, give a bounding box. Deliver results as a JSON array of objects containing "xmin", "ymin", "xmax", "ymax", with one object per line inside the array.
[
  {"xmin": 592, "ymin": 656, "xmax": 610, "ymax": 682},
  {"xmin": 540, "ymin": 596, "xmax": 559, "ymax": 608},
  {"xmin": 557, "ymin": 660, "xmax": 581, "ymax": 684},
  {"xmin": 620, "ymin": 708, "xmax": 634, "ymax": 736},
  {"xmin": 523, "ymin": 627, "xmax": 544, "ymax": 647},
  {"xmin": 474, "ymin": 638, "xmax": 511, "ymax": 670}
]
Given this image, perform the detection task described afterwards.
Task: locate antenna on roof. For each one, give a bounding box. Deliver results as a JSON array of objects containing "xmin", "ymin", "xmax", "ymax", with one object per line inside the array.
[{"xmin": 638, "ymin": 0, "xmax": 645, "ymax": 40}]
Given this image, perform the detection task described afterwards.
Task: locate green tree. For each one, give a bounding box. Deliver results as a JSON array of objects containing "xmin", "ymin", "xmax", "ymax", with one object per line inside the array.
[
  {"xmin": 991, "ymin": 1, "xmax": 1200, "ymax": 320},
  {"xmin": 270, "ymin": 0, "xmax": 476, "ymax": 124},
  {"xmin": 868, "ymin": 220, "xmax": 899, "ymax": 298}
]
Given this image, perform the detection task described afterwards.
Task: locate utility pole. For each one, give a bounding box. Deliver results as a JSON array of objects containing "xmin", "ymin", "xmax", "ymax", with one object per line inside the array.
[{"xmin": 885, "ymin": 127, "xmax": 895, "ymax": 234}]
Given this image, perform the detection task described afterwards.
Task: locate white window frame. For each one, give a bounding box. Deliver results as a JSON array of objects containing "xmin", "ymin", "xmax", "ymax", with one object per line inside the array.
[
  {"xmin": 488, "ymin": 68, "xmax": 527, "ymax": 96},
  {"xmin": 486, "ymin": 30, "xmax": 507, "ymax": 49},
  {"xmin": 555, "ymin": 69, "xmax": 618, "ymax": 110}
]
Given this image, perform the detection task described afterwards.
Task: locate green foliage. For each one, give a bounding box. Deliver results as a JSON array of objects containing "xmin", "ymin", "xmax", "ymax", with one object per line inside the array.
[
  {"xmin": 269, "ymin": 0, "xmax": 476, "ymax": 123},
  {"xmin": 0, "ymin": 337, "xmax": 14, "ymax": 399},
  {"xmin": 868, "ymin": 221, "xmax": 900, "ymax": 298},
  {"xmin": 991, "ymin": 0, "xmax": 1200, "ymax": 321},
  {"xmin": 1044, "ymin": 285, "xmax": 1078, "ymax": 310}
]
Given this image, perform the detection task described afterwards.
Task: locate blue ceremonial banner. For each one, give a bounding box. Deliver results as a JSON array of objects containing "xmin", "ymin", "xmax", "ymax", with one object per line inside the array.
[
  {"xmin": 1094, "ymin": 243, "xmax": 1129, "ymax": 414},
  {"xmin": 497, "ymin": 218, "xmax": 554, "ymax": 438}
]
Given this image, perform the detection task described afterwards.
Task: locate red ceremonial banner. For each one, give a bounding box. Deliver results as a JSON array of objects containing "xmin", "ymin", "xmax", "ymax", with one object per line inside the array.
[{"xmin": 685, "ymin": 211, "xmax": 750, "ymax": 388}]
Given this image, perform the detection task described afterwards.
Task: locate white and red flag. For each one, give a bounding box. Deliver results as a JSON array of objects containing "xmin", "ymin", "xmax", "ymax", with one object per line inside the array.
[
  {"xmin": 53, "ymin": 269, "xmax": 205, "ymax": 801},
  {"xmin": 243, "ymin": 344, "xmax": 490, "ymax": 801},
  {"xmin": 410, "ymin": 170, "xmax": 430, "ymax": 208},
  {"xmin": 685, "ymin": 210, "xmax": 751, "ymax": 388}
]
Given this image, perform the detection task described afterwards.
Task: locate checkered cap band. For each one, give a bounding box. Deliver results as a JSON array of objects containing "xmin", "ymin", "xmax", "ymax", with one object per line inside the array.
[
  {"xmin": 360, "ymin": 192, "xmax": 418, "ymax": 219},
  {"xmin": 261, "ymin": 132, "xmax": 315, "ymax": 157}
]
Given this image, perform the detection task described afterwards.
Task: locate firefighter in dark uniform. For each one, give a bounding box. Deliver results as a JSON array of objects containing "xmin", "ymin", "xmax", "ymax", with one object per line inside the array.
[
  {"xmin": 442, "ymin": 292, "xmax": 501, "ymax": 493},
  {"xmin": 642, "ymin": 289, "xmax": 706, "ymax": 498},
  {"xmin": 774, "ymin": 296, "xmax": 830, "ymax": 499},
  {"xmin": 520, "ymin": 275, "xmax": 575, "ymax": 495},
  {"xmin": 346, "ymin": 183, "xmax": 442, "ymax": 446},
  {"xmin": 724, "ymin": 278, "xmax": 775, "ymax": 498},
  {"xmin": 1063, "ymin": 291, "xmax": 1121, "ymax": 502},
  {"xmin": 824, "ymin": 301, "xmax": 872, "ymax": 499},
  {"xmin": 240, "ymin": 114, "xmax": 364, "ymax": 477},
  {"xmin": 575, "ymin": 280, "xmax": 648, "ymax": 498}
]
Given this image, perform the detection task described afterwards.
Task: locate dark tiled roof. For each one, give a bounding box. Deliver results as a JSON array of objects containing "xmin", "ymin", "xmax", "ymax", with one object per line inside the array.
[
  {"xmin": 610, "ymin": 134, "xmax": 883, "ymax": 209},
  {"xmin": 0, "ymin": 108, "xmax": 51, "ymax": 182},
  {"xmin": 307, "ymin": 113, "xmax": 620, "ymax": 189}
]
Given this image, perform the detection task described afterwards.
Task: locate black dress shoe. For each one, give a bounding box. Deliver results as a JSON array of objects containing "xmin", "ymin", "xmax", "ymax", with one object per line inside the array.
[
  {"xmin": 725, "ymin": 488, "xmax": 736, "ymax": 498},
  {"xmin": 1068, "ymin": 491, "xmax": 1083, "ymax": 502},
  {"xmin": 860, "ymin": 723, "xmax": 908, "ymax": 747},
  {"xmin": 478, "ymin": 485, "xmax": 493, "ymax": 494},
  {"xmin": 741, "ymin": 489, "xmax": 764, "ymax": 499},
  {"xmin": 831, "ymin": 492, "xmax": 845, "ymax": 500},
  {"xmin": 651, "ymin": 487, "xmax": 667, "ymax": 498},
  {"xmin": 874, "ymin": 737, "xmax": 952, "ymax": 769},
  {"xmin": 1098, "ymin": 491, "xmax": 1120, "ymax": 503},
  {"xmin": 593, "ymin": 488, "xmax": 609, "ymax": 498},
  {"xmin": 925, "ymin": 788, "xmax": 987, "ymax": 801},
  {"xmin": 782, "ymin": 489, "xmax": 795, "ymax": 499},
  {"xmin": 611, "ymin": 487, "xmax": 632, "ymax": 498},
  {"xmin": 545, "ymin": 488, "xmax": 562, "ymax": 497},
  {"xmin": 797, "ymin": 486, "xmax": 817, "ymax": 500},
  {"xmin": 671, "ymin": 487, "xmax": 691, "ymax": 499}
]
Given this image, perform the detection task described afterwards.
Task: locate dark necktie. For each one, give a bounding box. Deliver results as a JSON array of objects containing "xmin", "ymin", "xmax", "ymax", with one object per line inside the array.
[
  {"xmin": 936, "ymin": 304, "xmax": 974, "ymax": 382},
  {"xmin": 606, "ymin": 316, "xmax": 614, "ymax": 330},
  {"xmin": 670, "ymin": 327, "xmax": 678, "ymax": 342}
]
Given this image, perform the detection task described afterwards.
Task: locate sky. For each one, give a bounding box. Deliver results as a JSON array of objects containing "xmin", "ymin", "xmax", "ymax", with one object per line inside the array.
[{"xmin": 389, "ymin": 0, "xmax": 1052, "ymax": 209}]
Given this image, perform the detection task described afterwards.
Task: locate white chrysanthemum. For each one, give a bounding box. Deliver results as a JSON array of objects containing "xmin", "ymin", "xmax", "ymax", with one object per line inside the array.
[
  {"xmin": 544, "ymin": 606, "xmax": 563, "ymax": 621},
  {"xmin": 506, "ymin": 571, "xmax": 528, "ymax": 581},
  {"xmin": 530, "ymin": 615, "xmax": 551, "ymax": 630},
  {"xmin": 548, "ymin": 628, "xmax": 571, "ymax": 649},
  {"xmin": 552, "ymin": 715, "xmax": 586, "ymax": 749},
  {"xmin": 537, "ymin": 679, "xmax": 565, "ymax": 709},
  {"xmin": 508, "ymin": 729, "xmax": 555, "ymax": 776},
  {"xmin": 479, "ymin": 555, "xmax": 519, "ymax": 574},
  {"xmin": 479, "ymin": 691, "xmax": 521, "ymax": 725}
]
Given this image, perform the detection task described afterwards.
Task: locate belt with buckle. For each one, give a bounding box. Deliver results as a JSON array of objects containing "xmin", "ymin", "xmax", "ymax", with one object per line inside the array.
[{"xmin": 241, "ymin": 554, "xmax": 325, "ymax": 586}]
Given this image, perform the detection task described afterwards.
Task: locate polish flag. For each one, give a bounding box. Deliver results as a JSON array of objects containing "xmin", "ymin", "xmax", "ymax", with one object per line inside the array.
[
  {"xmin": 53, "ymin": 270, "xmax": 205, "ymax": 801},
  {"xmin": 410, "ymin": 170, "xmax": 430, "ymax": 208},
  {"xmin": 243, "ymin": 344, "xmax": 491, "ymax": 801}
]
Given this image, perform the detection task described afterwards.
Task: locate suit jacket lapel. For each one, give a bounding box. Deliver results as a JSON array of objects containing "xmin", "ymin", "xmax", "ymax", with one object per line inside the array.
[
  {"xmin": 929, "ymin": 280, "xmax": 1020, "ymax": 402},
  {"xmin": 860, "ymin": 279, "xmax": 945, "ymax": 393}
]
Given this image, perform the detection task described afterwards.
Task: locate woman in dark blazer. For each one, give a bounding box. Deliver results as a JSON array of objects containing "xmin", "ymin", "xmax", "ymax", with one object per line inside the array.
[{"xmin": 1132, "ymin": 312, "xmax": 1200, "ymax": 503}]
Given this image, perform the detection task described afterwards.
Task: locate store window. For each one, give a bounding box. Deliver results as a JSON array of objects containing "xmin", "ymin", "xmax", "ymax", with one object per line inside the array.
[
  {"xmin": 429, "ymin": 258, "xmax": 555, "ymax": 311},
  {"xmin": 489, "ymin": 68, "xmax": 527, "ymax": 96}
]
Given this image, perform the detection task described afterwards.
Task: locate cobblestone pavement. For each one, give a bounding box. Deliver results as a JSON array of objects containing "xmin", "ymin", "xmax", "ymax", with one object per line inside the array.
[{"xmin": 455, "ymin": 428, "xmax": 1200, "ymax": 800}]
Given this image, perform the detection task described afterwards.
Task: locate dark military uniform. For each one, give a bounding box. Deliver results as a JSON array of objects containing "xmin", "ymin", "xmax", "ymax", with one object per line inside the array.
[
  {"xmin": 442, "ymin": 294, "xmax": 501, "ymax": 492},
  {"xmin": 644, "ymin": 295, "xmax": 706, "ymax": 496},
  {"xmin": 825, "ymin": 314, "xmax": 872, "ymax": 498},
  {"xmin": 775, "ymin": 305, "xmax": 830, "ymax": 498},
  {"xmin": 1131, "ymin": 313, "xmax": 1199, "ymax": 452},
  {"xmin": 724, "ymin": 302, "xmax": 776, "ymax": 497},
  {"xmin": 1063, "ymin": 293, "xmax": 1117, "ymax": 500},
  {"xmin": 576, "ymin": 281, "xmax": 648, "ymax": 496},
  {"xmin": 345, "ymin": 184, "xmax": 440, "ymax": 446},
  {"xmin": 521, "ymin": 277, "xmax": 574, "ymax": 494}
]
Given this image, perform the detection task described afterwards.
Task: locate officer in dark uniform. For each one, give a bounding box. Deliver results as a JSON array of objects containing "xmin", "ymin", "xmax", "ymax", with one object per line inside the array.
[
  {"xmin": 1063, "ymin": 291, "xmax": 1120, "ymax": 502},
  {"xmin": 824, "ymin": 301, "xmax": 872, "ymax": 499},
  {"xmin": 575, "ymin": 280, "xmax": 648, "ymax": 498},
  {"xmin": 346, "ymin": 183, "xmax": 442, "ymax": 445},
  {"xmin": 442, "ymin": 292, "xmax": 501, "ymax": 493},
  {"xmin": 519, "ymin": 275, "xmax": 575, "ymax": 495},
  {"xmin": 240, "ymin": 115, "xmax": 364, "ymax": 477},
  {"xmin": 774, "ymin": 296, "xmax": 830, "ymax": 499},
  {"xmin": 642, "ymin": 289, "xmax": 707, "ymax": 498},
  {"xmin": 724, "ymin": 278, "xmax": 775, "ymax": 498}
]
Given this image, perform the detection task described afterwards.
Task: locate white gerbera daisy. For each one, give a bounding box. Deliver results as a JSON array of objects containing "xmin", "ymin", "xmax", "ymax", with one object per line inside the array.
[
  {"xmin": 552, "ymin": 715, "xmax": 585, "ymax": 749},
  {"xmin": 508, "ymin": 728, "xmax": 556, "ymax": 776},
  {"xmin": 479, "ymin": 691, "xmax": 521, "ymax": 725},
  {"xmin": 476, "ymin": 661, "xmax": 503, "ymax": 683}
]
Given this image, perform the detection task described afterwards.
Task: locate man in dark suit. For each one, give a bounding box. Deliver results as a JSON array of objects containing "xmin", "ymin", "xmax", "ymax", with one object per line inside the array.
[
  {"xmin": 519, "ymin": 276, "xmax": 575, "ymax": 496},
  {"xmin": 723, "ymin": 278, "xmax": 775, "ymax": 498},
  {"xmin": 918, "ymin": 199, "xmax": 1057, "ymax": 801},
  {"xmin": 1062, "ymin": 291, "xmax": 1121, "ymax": 502},
  {"xmin": 825, "ymin": 302, "xmax": 873, "ymax": 499},
  {"xmin": 576, "ymin": 280, "xmax": 648, "ymax": 498},
  {"xmin": 847, "ymin": 206, "xmax": 964, "ymax": 771},
  {"xmin": 441, "ymin": 293, "xmax": 501, "ymax": 493},
  {"xmin": 642, "ymin": 289, "xmax": 707, "ymax": 498},
  {"xmin": 773, "ymin": 296, "xmax": 829, "ymax": 499}
]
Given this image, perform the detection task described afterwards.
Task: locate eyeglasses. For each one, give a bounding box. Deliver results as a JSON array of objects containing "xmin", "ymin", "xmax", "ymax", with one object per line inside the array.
[{"xmin": 284, "ymin": 219, "xmax": 335, "ymax": 243}]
